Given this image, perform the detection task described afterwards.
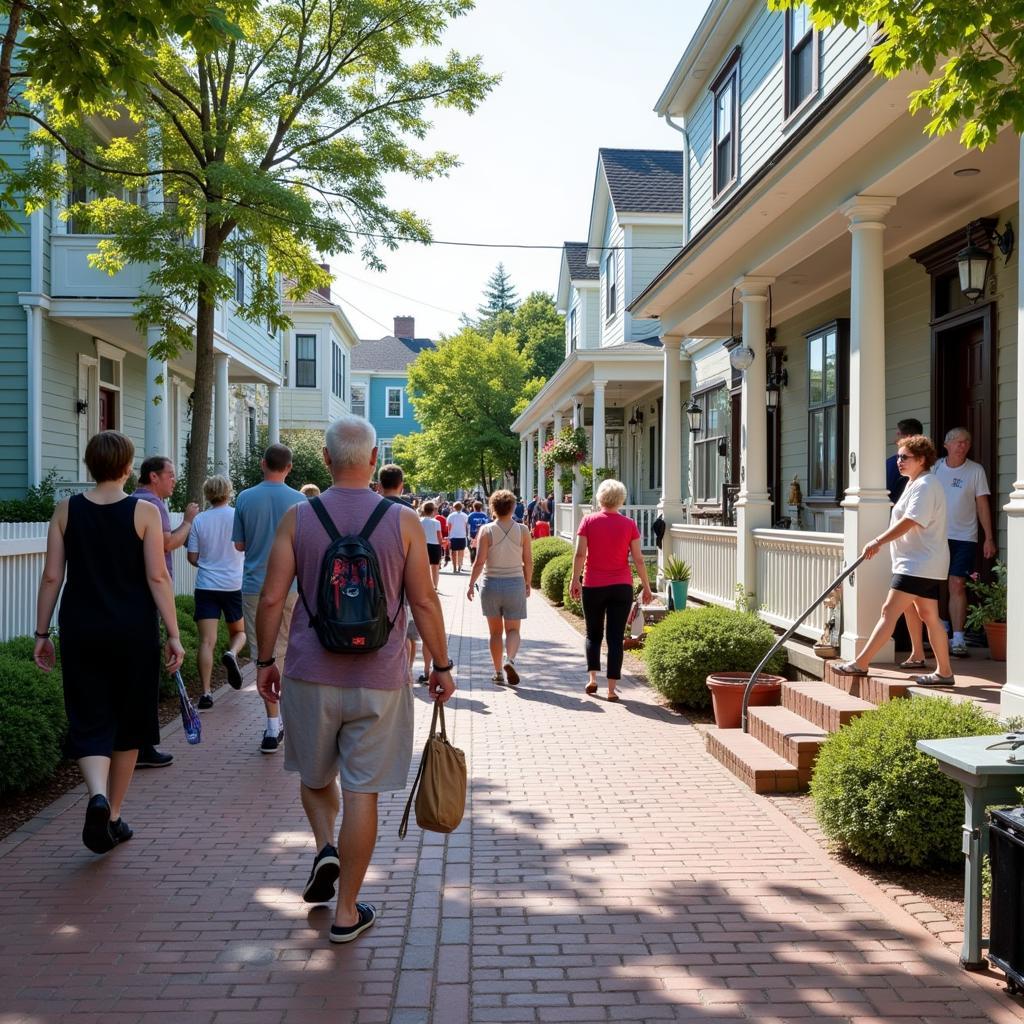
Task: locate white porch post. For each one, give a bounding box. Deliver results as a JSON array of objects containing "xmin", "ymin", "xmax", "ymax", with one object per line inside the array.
[
  {"xmin": 145, "ymin": 326, "xmax": 168, "ymax": 457},
  {"xmin": 553, "ymin": 411, "xmax": 564, "ymax": 508},
  {"xmin": 571, "ymin": 396, "xmax": 583, "ymax": 531},
  {"xmin": 735, "ymin": 277, "xmax": 775, "ymax": 595},
  {"xmin": 268, "ymin": 383, "xmax": 280, "ymax": 445},
  {"xmin": 519, "ymin": 438, "xmax": 527, "ymax": 498},
  {"xmin": 1004, "ymin": 140, "xmax": 1024, "ymax": 715},
  {"xmin": 592, "ymin": 381, "xmax": 606, "ymax": 478},
  {"xmin": 536, "ymin": 425, "xmax": 545, "ymax": 501},
  {"xmin": 525, "ymin": 433, "xmax": 535, "ymax": 504},
  {"xmin": 840, "ymin": 195, "xmax": 898, "ymax": 661},
  {"xmin": 18, "ymin": 298, "xmax": 46, "ymax": 486},
  {"xmin": 658, "ymin": 336, "xmax": 686, "ymax": 527},
  {"xmin": 214, "ymin": 352, "xmax": 230, "ymax": 477}
]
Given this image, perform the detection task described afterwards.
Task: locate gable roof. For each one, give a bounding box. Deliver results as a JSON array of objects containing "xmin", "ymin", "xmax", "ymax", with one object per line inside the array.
[
  {"xmin": 564, "ymin": 242, "xmax": 599, "ymax": 281},
  {"xmin": 351, "ymin": 335, "xmax": 435, "ymax": 374},
  {"xmin": 599, "ymin": 148, "xmax": 684, "ymax": 215}
]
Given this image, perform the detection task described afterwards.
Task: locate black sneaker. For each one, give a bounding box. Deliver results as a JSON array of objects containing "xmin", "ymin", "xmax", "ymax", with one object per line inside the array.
[
  {"xmin": 329, "ymin": 902, "xmax": 376, "ymax": 943},
  {"xmin": 260, "ymin": 728, "xmax": 283, "ymax": 754},
  {"xmin": 110, "ymin": 817, "xmax": 134, "ymax": 844},
  {"xmin": 197, "ymin": 693, "xmax": 214, "ymax": 711},
  {"xmin": 221, "ymin": 650, "xmax": 243, "ymax": 690},
  {"xmin": 136, "ymin": 746, "xmax": 174, "ymax": 768},
  {"xmin": 82, "ymin": 794, "xmax": 116, "ymax": 854},
  {"xmin": 303, "ymin": 844, "xmax": 340, "ymax": 903}
]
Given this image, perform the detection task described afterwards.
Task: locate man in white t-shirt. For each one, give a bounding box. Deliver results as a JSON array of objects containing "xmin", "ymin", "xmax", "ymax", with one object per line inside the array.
[
  {"xmin": 446, "ymin": 501, "xmax": 470, "ymax": 574},
  {"xmin": 933, "ymin": 427, "xmax": 997, "ymax": 657}
]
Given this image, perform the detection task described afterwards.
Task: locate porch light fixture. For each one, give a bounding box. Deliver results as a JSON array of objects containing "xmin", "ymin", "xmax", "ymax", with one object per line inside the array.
[
  {"xmin": 75, "ymin": 398, "xmax": 89, "ymax": 416},
  {"xmin": 627, "ymin": 408, "xmax": 644, "ymax": 436},
  {"xmin": 765, "ymin": 382, "xmax": 781, "ymax": 410},
  {"xmin": 686, "ymin": 397, "xmax": 702, "ymax": 434},
  {"xmin": 957, "ymin": 219, "xmax": 1014, "ymax": 302},
  {"xmin": 729, "ymin": 345, "xmax": 755, "ymax": 371},
  {"xmin": 765, "ymin": 328, "xmax": 787, "ymax": 410}
]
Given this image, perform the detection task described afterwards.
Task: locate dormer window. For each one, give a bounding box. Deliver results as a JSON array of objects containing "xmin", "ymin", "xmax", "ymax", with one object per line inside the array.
[
  {"xmin": 710, "ymin": 49, "xmax": 740, "ymax": 199},
  {"xmin": 605, "ymin": 253, "xmax": 617, "ymax": 318},
  {"xmin": 785, "ymin": 4, "xmax": 818, "ymax": 118}
]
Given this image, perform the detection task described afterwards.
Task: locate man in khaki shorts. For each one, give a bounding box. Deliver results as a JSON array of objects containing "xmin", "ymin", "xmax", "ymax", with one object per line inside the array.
[
  {"xmin": 232, "ymin": 443, "xmax": 305, "ymax": 753},
  {"xmin": 256, "ymin": 416, "xmax": 455, "ymax": 944}
]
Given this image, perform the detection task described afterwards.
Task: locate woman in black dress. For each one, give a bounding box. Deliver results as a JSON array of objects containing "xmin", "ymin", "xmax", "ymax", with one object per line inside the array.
[{"xmin": 33, "ymin": 431, "xmax": 184, "ymax": 854}]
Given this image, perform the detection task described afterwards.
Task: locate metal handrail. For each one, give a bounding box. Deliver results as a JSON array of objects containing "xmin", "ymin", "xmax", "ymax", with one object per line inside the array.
[{"xmin": 740, "ymin": 553, "xmax": 867, "ymax": 732}]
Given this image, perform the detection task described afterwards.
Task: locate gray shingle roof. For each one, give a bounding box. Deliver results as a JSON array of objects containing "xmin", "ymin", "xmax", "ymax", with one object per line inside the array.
[
  {"xmin": 351, "ymin": 335, "xmax": 435, "ymax": 373},
  {"xmin": 564, "ymin": 242, "xmax": 599, "ymax": 281},
  {"xmin": 599, "ymin": 148, "xmax": 684, "ymax": 214}
]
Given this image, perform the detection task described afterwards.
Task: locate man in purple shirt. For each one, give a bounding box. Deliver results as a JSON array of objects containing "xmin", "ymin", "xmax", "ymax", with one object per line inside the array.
[{"xmin": 133, "ymin": 456, "xmax": 199, "ymax": 767}]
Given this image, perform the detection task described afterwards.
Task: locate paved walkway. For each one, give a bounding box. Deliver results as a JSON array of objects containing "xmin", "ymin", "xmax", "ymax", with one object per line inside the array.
[{"xmin": 2, "ymin": 572, "xmax": 1023, "ymax": 1023}]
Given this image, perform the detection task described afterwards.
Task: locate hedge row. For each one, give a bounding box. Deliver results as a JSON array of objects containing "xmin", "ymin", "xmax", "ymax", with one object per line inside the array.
[{"xmin": 531, "ymin": 538, "xmax": 572, "ymax": 587}]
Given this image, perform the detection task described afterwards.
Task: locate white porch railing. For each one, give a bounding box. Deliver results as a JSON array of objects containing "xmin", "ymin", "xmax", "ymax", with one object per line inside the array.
[
  {"xmin": 0, "ymin": 514, "xmax": 198, "ymax": 643},
  {"xmin": 554, "ymin": 503, "xmax": 659, "ymax": 551},
  {"xmin": 753, "ymin": 529, "xmax": 845, "ymax": 641},
  {"xmin": 556, "ymin": 502, "xmax": 574, "ymax": 542},
  {"xmin": 668, "ymin": 524, "xmax": 738, "ymax": 607}
]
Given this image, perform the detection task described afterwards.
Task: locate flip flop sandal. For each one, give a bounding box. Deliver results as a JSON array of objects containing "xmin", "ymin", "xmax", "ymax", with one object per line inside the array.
[
  {"xmin": 585, "ymin": 682, "xmax": 598, "ymax": 695},
  {"xmin": 832, "ymin": 661, "xmax": 867, "ymax": 677},
  {"xmin": 913, "ymin": 672, "xmax": 956, "ymax": 687},
  {"xmin": 898, "ymin": 659, "xmax": 928, "ymax": 670},
  {"xmin": 329, "ymin": 902, "xmax": 376, "ymax": 944},
  {"xmin": 491, "ymin": 673, "xmax": 505, "ymax": 684}
]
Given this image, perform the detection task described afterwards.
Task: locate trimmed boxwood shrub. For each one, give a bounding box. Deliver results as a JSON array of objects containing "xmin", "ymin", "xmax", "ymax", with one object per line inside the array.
[
  {"xmin": 0, "ymin": 650, "xmax": 67, "ymax": 793},
  {"xmin": 563, "ymin": 568, "xmax": 583, "ymax": 617},
  {"xmin": 531, "ymin": 537, "xmax": 572, "ymax": 587},
  {"xmin": 812, "ymin": 696, "xmax": 1003, "ymax": 866},
  {"xmin": 641, "ymin": 605, "xmax": 785, "ymax": 708},
  {"xmin": 541, "ymin": 552, "xmax": 574, "ymax": 604}
]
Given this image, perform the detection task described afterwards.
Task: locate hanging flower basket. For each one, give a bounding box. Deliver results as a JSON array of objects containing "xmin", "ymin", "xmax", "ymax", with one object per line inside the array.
[{"xmin": 541, "ymin": 427, "xmax": 587, "ymax": 468}]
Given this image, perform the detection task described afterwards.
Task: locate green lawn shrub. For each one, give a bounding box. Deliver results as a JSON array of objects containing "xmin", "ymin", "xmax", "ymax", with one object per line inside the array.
[
  {"xmin": 812, "ymin": 696, "xmax": 1003, "ymax": 866},
  {"xmin": 0, "ymin": 648, "xmax": 67, "ymax": 793},
  {"xmin": 541, "ymin": 552, "xmax": 573, "ymax": 604},
  {"xmin": 641, "ymin": 605, "xmax": 785, "ymax": 708},
  {"xmin": 530, "ymin": 537, "xmax": 572, "ymax": 587},
  {"xmin": 563, "ymin": 568, "xmax": 583, "ymax": 616}
]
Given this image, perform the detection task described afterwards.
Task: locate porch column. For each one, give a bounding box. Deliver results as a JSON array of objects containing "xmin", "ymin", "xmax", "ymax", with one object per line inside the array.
[
  {"xmin": 519, "ymin": 437, "xmax": 527, "ymax": 498},
  {"xmin": 214, "ymin": 352, "xmax": 230, "ymax": 477},
  {"xmin": 592, "ymin": 381, "xmax": 606, "ymax": 480},
  {"xmin": 840, "ymin": 195, "xmax": 898, "ymax": 661},
  {"xmin": 1004, "ymin": 139, "xmax": 1024, "ymax": 715},
  {"xmin": 525, "ymin": 432, "xmax": 535, "ymax": 504},
  {"xmin": 735, "ymin": 277, "xmax": 775, "ymax": 595},
  {"xmin": 145, "ymin": 326, "xmax": 168, "ymax": 457},
  {"xmin": 571, "ymin": 396, "xmax": 583, "ymax": 531},
  {"xmin": 268, "ymin": 383, "xmax": 280, "ymax": 445},
  {"xmin": 553, "ymin": 411, "xmax": 564, "ymax": 509},
  {"xmin": 536, "ymin": 424, "xmax": 545, "ymax": 502},
  {"xmin": 18, "ymin": 296, "xmax": 46, "ymax": 487},
  {"xmin": 658, "ymin": 336, "xmax": 685, "ymax": 527}
]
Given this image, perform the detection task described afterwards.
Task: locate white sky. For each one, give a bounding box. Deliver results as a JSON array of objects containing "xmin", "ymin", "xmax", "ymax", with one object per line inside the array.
[{"xmin": 329, "ymin": 0, "xmax": 707, "ymax": 340}]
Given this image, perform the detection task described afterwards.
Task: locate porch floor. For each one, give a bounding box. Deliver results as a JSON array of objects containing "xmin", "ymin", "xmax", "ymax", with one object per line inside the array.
[{"xmin": 876, "ymin": 651, "xmax": 1006, "ymax": 718}]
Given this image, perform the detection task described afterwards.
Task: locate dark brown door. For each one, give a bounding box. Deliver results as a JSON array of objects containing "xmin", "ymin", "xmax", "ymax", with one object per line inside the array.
[{"xmin": 99, "ymin": 387, "xmax": 117, "ymax": 431}]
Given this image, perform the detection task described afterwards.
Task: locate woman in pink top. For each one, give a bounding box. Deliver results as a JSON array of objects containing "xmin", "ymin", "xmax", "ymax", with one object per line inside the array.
[{"xmin": 569, "ymin": 479, "xmax": 653, "ymax": 701}]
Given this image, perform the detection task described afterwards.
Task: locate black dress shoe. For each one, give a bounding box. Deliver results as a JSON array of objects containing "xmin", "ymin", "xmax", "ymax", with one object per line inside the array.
[
  {"xmin": 136, "ymin": 746, "xmax": 174, "ymax": 768},
  {"xmin": 82, "ymin": 795, "xmax": 116, "ymax": 853}
]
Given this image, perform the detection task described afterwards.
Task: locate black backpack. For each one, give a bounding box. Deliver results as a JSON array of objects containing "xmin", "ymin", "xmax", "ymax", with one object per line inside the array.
[{"xmin": 298, "ymin": 497, "xmax": 400, "ymax": 654}]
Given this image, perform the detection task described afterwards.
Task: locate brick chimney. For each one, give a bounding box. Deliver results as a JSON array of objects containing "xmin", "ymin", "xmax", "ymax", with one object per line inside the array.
[
  {"xmin": 393, "ymin": 316, "xmax": 415, "ymax": 339},
  {"xmin": 316, "ymin": 263, "xmax": 331, "ymax": 300}
]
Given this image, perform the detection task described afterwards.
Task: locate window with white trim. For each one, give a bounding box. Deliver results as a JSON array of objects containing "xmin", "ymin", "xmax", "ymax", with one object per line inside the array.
[
  {"xmin": 386, "ymin": 386, "xmax": 403, "ymax": 418},
  {"xmin": 350, "ymin": 384, "xmax": 367, "ymax": 418},
  {"xmin": 295, "ymin": 334, "xmax": 316, "ymax": 387},
  {"xmin": 331, "ymin": 343, "xmax": 345, "ymax": 399},
  {"xmin": 378, "ymin": 440, "xmax": 394, "ymax": 465},
  {"xmin": 806, "ymin": 320, "xmax": 848, "ymax": 502},
  {"xmin": 605, "ymin": 253, "xmax": 616, "ymax": 318},
  {"xmin": 569, "ymin": 307, "xmax": 579, "ymax": 352},
  {"xmin": 692, "ymin": 385, "xmax": 730, "ymax": 503},
  {"xmin": 711, "ymin": 50, "xmax": 740, "ymax": 198},
  {"xmin": 785, "ymin": 4, "xmax": 818, "ymax": 117}
]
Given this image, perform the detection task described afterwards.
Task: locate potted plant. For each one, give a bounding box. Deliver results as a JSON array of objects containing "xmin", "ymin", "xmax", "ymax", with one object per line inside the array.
[
  {"xmin": 966, "ymin": 561, "xmax": 1007, "ymax": 662},
  {"xmin": 662, "ymin": 556, "xmax": 691, "ymax": 611}
]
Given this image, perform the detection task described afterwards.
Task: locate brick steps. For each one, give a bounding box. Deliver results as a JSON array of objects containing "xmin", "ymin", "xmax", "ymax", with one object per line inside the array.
[{"xmin": 708, "ymin": 659, "xmax": 914, "ymax": 795}]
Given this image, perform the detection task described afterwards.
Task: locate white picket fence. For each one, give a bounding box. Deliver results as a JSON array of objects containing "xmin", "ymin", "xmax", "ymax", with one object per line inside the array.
[
  {"xmin": 555, "ymin": 502, "xmax": 658, "ymax": 551},
  {"xmin": 0, "ymin": 514, "xmax": 198, "ymax": 642}
]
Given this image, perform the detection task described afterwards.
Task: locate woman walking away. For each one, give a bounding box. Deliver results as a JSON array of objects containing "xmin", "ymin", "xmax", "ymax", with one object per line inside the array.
[
  {"xmin": 33, "ymin": 430, "xmax": 185, "ymax": 853},
  {"xmin": 569, "ymin": 479, "xmax": 652, "ymax": 702},
  {"xmin": 833, "ymin": 434, "xmax": 955, "ymax": 686},
  {"xmin": 186, "ymin": 475, "xmax": 246, "ymax": 709},
  {"xmin": 467, "ymin": 489, "xmax": 533, "ymax": 686},
  {"xmin": 447, "ymin": 501, "xmax": 470, "ymax": 573},
  {"xmin": 419, "ymin": 500, "xmax": 443, "ymax": 590}
]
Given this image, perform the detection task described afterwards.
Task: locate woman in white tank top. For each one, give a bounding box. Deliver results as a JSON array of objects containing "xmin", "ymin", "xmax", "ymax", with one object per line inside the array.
[
  {"xmin": 419, "ymin": 501, "xmax": 443, "ymax": 590},
  {"xmin": 466, "ymin": 489, "xmax": 533, "ymax": 685}
]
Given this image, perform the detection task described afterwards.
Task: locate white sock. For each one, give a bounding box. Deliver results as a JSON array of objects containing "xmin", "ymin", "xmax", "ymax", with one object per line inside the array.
[
  {"xmin": 267, "ymin": 716, "xmax": 282, "ymax": 736},
  {"xmin": 952, "ymin": 632, "xmax": 965, "ymax": 646}
]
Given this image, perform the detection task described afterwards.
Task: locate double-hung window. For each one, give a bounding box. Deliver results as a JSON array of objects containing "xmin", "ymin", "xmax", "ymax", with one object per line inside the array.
[
  {"xmin": 386, "ymin": 386, "xmax": 403, "ymax": 418},
  {"xmin": 692, "ymin": 385, "xmax": 730, "ymax": 502},
  {"xmin": 569, "ymin": 307, "xmax": 579, "ymax": 351},
  {"xmin": 295, "ymin": 334, "xmax": 316, "ymax": 388},
  {"xmin": 234, "ymin": 253, "xmax": 245, "ymax": 304},
  {"xmin": 605, "ymin": 254, "xmax": 617, "ymax": 318},
  {"xmin": 331, "ymin": 343, "xmax": 345, "ymax": 399},
  {"xmin": 806, "ymin": 320, "xmax": 848, "ymax": 502},
  {"xmin": 785, "ymin": 4, "xmax": 818, "ymax": 117},
  {"xmin": 350, "ymin": 384, "xmax": 367, "ymax": 418},
  {"xmin": 711, "ymin": 49, "xmax": 740, "ymax": 199}
]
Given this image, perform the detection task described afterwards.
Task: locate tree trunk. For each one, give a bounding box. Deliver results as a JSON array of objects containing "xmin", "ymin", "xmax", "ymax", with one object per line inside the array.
[{"xmin": 185, "ymin": 236, "xmax": 222, "ymax": 504}]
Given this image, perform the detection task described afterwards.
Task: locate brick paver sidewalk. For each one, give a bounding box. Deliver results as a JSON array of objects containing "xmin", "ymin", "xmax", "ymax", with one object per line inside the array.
[{"xmin": 2, "ymin": 572, "xmax": 1023, "ymax": 1023}]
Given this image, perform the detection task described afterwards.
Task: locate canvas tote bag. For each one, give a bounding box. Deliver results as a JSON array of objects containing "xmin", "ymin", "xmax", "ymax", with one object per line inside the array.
[{"xmin": 399, "ymin": 700, "xmax": 467, "ymax": 838}]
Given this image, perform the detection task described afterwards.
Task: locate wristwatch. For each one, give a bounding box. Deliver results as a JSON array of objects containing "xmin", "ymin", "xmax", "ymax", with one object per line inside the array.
[
  {"xmin": 256, "ymin": 656, "xmax": 276, "ymax": 668},
  {"xmin": 433, "ymin": 662, "xmax": 455, "ymax": 673}
]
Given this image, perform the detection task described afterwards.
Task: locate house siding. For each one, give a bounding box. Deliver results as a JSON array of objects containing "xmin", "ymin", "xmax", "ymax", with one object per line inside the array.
[
  {"xmin": 583, "ymin": 288, "xmax": 601, "ymax": 349},
  {"xmin": 40, "ymin": 321, "xmax": 92, "ymax": 482},
  {"xmin": 600, "ymin": 206, "xmax": 625, "ymax": 348},
  {"xmin": 369, "ymin": 376, "xmax": 419, "ymax": 439},
  {"xmin": 630, "ymin": 224, "xmax": 684, "ymax": 343}
]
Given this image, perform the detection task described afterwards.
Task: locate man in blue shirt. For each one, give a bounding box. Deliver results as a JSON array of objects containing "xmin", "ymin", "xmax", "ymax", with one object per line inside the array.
[
  {"xmin": 467, "ymin": 500, "xmax": 490, "ymax": 564},
  {"xmin": 233, "ymin": 444, "xmax": 305, "ymax": 753},
  {"xmin": 886, "ymin": 417, "xmax": 922, "ymax": 505},
  {"xmin": 512, "ymin": 497, "xmax": 524, "ymax": 523}
]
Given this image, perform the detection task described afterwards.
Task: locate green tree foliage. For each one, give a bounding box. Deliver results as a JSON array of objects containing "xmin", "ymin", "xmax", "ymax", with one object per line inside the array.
[
  {"xmin": 404, "ymin": 327, "xmax": 531, "ymax": 493},
  {"xmin": 769, "ymin": 1, "xmax": 1024, "ymax": 149},
  {"xmin": 514, "ymin": 291, "xmax": 565, "ymax": 380},
  {"xmin": 475, "ymin": 261, "xmax": 519, "ymax": 320},
  {"xmin": 23, "ymin": 0, "xmax": 496, "ymax": 503}
]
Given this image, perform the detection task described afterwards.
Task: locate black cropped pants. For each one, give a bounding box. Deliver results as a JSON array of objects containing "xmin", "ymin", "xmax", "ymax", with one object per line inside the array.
[{"xmin": 581, "ymin": 583, "xmax": 633, "ymax": 680}]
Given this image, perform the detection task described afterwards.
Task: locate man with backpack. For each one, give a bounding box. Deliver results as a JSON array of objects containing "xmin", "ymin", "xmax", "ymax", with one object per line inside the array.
[{"xmin": 255, "ymin": 416, "xmax": 455, "ymax": 945}]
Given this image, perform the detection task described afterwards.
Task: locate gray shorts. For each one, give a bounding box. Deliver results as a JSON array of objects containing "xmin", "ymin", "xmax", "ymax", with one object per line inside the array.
[
  {"xmin": 281, "ymin": 676, "xmax": 414, "ymax": 792},
  {"xmin": 405, "ymin": 603, "xmax": 419, "ymax": 641},
  {"xmin": 242, "ymin": 591, "xmax": 297, "ymax": 662},
  {"xmin": 480, "ymin": 576, "xmax": 527, "ymax": 620}
]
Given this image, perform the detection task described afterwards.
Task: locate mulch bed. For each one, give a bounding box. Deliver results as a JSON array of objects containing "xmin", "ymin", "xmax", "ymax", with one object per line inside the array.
[{"xmin": 0, "ymin": 665, "xmax": 237, "ymax": 843}]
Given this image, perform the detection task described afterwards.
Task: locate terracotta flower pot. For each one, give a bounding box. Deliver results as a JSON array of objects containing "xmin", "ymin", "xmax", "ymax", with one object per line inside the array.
[
  {"xmin": 985, "ymin": 622, "xmax": 1007, "ymax": 662},
  {"xmin": 706, "ymin": 671, "xmax": 785, "ymax": 729}
]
